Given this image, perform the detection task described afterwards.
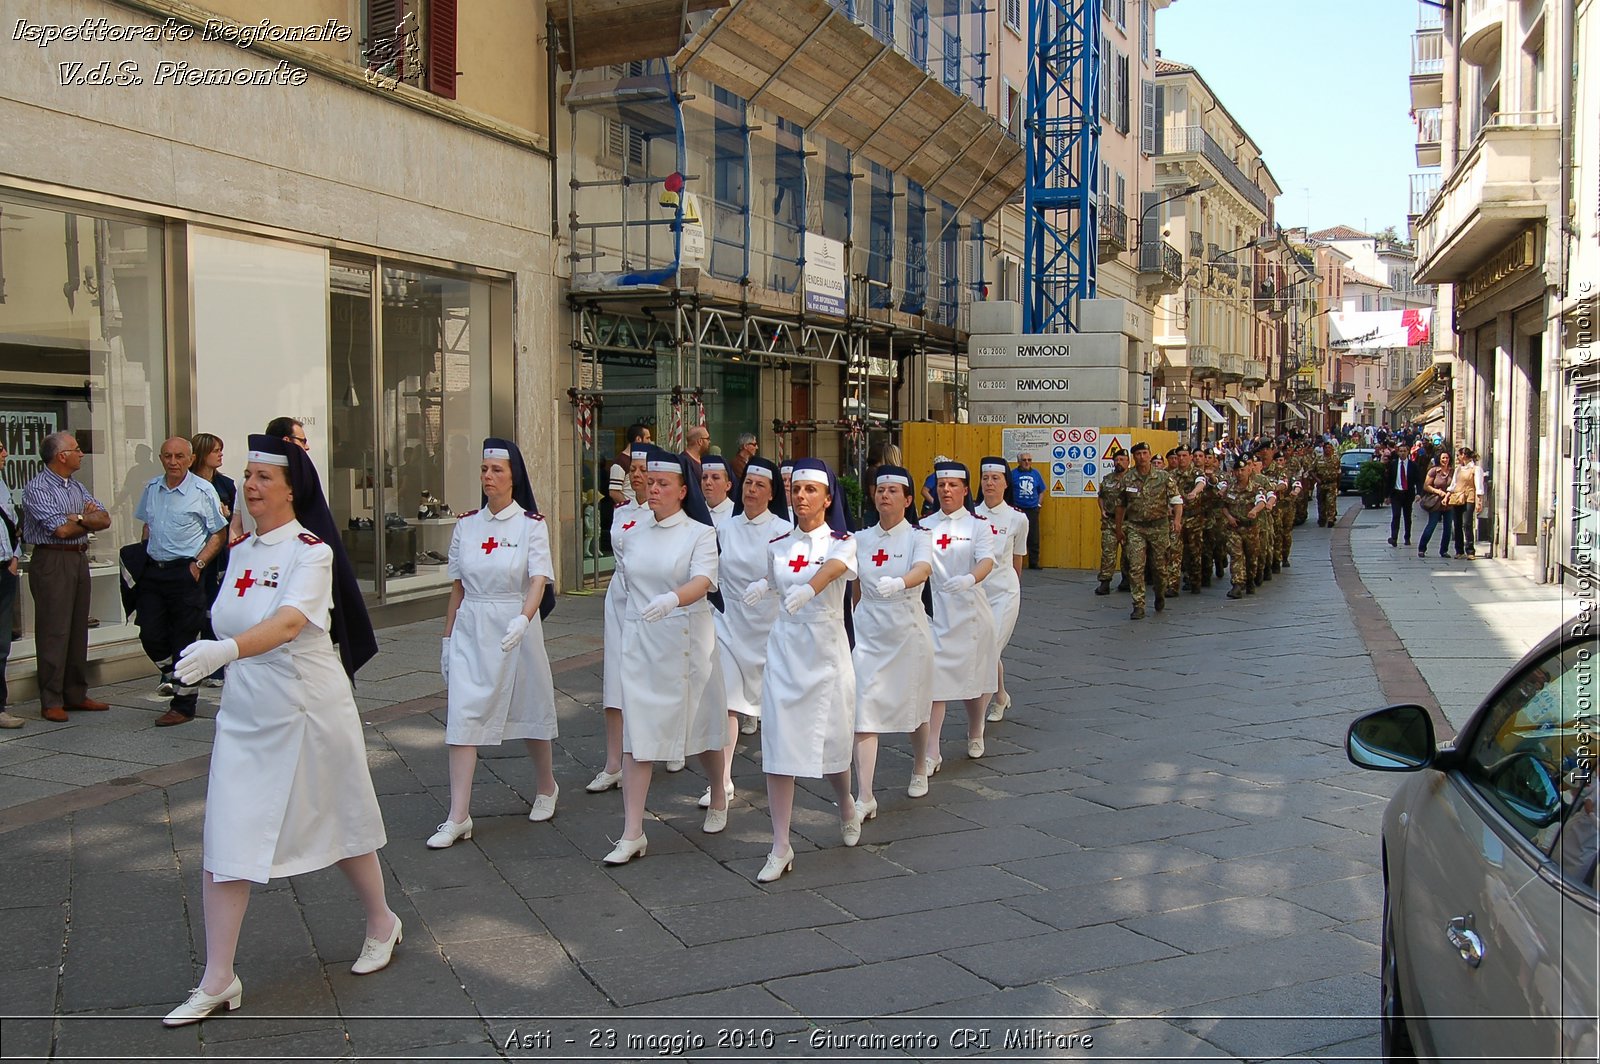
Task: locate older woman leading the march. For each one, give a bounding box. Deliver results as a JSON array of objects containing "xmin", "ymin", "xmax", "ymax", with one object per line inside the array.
[
  {"xmin": 164, "ymin": 435, "xmax": 392, "ymax": 1027},
  {"xmin": 605, "ymin": 446, "xmax": 727, "ymax": 863},
  {"xmin": 745, "ymin": 457, "xmax": 858, "ymax": 883},
  {"xmin": 973, "ymin": 455, "xmax": 1027, "ymax": 724},
  {"xmin": 705, "ymin": 456, "xmax": 791, "ymax": 810},
  {"xmin": 850, "ymin": 465, "xmax": 934, "ymax": 820},
  {"xmin": 591, "ymin": 445, "xmax": 650, "ymax": 793},
  {"xmin": 427, "ymin": 439, "xmax": 559, "ymax": 849},
  {"xmin": 924, "ymin": 458, "xmax": 997, "ymax": 772}
]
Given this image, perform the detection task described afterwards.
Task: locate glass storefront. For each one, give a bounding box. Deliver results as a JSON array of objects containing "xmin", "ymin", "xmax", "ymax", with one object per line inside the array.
[{"xmin": 0, "ymin": 195, "xmax": 167, "ymax": 664}]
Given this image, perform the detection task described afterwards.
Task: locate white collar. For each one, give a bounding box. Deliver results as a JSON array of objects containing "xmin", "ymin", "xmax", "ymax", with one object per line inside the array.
[
  {"xmin": 709, "ymin": 497, "xmax": 734, "ymax": 514},
  {"xmin": 255, "ymin": 518, "xmax": 303, "ymax": 546},
  {"xmin": 744, "ymin": 509, "xmax": 774, "ymax": 525},
  {"xmin": 936, "ymin": 508, "xmax": 966, "ymax": 521},
  {"xmin": 653, "ymin": 509, "xmax": 687, "ymax": 528},
  {"xmin": 488, "ymin": 501, "xmax": 521, "ymax": 521},
  {"xmin": 877, "ymin": 518, "xmax": 909, "ymax": 535},
  {"xmin": 795, "ymin": 520, "xmax": 830, "ymax": 537},
  {"xmin": 979, "ymin": 500, "xmax": 1012, "ymax": 515}
]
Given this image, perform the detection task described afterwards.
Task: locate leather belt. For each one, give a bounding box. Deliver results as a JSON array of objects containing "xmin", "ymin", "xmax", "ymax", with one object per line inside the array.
[
  {"xmin": 34, "ymin": 543, "xmax": 89, "ymax": 552},
  {"xmin": 148, "ymin": 557, "xmax": 197, "ymax": 570}
]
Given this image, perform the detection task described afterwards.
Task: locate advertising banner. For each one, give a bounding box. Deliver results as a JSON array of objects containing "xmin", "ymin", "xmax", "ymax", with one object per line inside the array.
[
  {"xmin": 803, "ymin": 233, "xmax": 846, "ymax": 317},
  {"xmin": 1328, "ymin": 309, "xmax": 1431, "ymax": 355}
]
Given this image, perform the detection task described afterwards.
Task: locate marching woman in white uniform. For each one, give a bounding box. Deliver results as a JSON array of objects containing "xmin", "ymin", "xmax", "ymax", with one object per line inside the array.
[
  {"xmin": 164, "ymin": 435, "xmax": 395, "ymax": 1026},
  {"xmin": 705, "ymin": 456, "xmax": 791, "ymax": 809},
  {"xmin": 850, "ymin": 465, "xmax": 934, "ymax": 821},
  {"xmin": 744, "ymin": 457, "xmax": 858, "ymax": 883},
  {"xmin": 605, "ymin": 446, "xmax": 728, "ymax": 863},
  {"xmin": 925, "ymin": 459, "xmax": 997, "ymax": 772},
  {"xmin": 701, "ymin": 455, "xmax": 736, "ymax": 527},
  {"xmin": 973, "ymin": 456, "xmax": 1028, "ymax": 724},
  {"xmin": 428, "ymin": 439, "xmax": 559, "ymax": 849},
  {"xmin": 591, "ymin": 446, "xmax": 650, "ymax": 793}
]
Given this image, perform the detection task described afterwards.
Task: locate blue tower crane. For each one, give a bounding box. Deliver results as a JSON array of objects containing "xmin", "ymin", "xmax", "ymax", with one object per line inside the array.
[{"xmin": 1023, "ymin": 0, "xmax": 1100, "ymax": 333}]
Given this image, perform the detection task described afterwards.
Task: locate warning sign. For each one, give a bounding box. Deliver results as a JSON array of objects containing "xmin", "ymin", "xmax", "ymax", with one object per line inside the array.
[
  {"xmin": 1055, "ymin": 431, "xmax": 1131, "ymax": 498},
  {"xmin": 1050, "ymin": 478, "xmax": 1068, "ymax": 497}
]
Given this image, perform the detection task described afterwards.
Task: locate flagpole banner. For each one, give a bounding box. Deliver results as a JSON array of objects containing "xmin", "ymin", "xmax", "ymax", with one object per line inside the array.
[{"xmin": 1328, "ymin": 310, "xmax": 1431, "ymax": 356}]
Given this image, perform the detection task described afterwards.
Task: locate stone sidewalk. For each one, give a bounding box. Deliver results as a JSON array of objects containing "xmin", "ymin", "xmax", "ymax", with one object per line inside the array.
[{"xmin": 0, "ymin": 509, "xmax": 1562, "ymax": 1062}]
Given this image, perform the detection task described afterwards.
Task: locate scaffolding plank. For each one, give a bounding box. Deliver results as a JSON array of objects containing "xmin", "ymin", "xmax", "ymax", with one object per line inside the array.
[{"xmin": 553, "ymin": 0, "xmax": 728, "ymax": 69}]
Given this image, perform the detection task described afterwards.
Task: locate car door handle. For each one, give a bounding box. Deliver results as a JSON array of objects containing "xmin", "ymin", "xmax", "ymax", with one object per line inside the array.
[{"xmin": 1446, "ymin": 915, "xmax": 1484, "ymax": 968}]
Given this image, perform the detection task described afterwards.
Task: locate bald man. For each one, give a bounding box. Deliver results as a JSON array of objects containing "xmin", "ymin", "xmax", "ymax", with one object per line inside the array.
[{"xmin": 135, "ymin": 437, "xmax": 228, "ymax": 726}]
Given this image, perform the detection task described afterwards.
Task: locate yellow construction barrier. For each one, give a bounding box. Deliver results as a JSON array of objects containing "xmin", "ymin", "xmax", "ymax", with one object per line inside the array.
[{"xmin": 902, "ymin": 423, "xmax": 1180, "ymax": 571}]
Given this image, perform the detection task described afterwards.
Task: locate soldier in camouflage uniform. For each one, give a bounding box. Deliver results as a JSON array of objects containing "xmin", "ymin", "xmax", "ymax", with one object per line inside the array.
[
  {"xmin": 1272, "ymin": 452, "xmax": 1301, "ymax": 568},
  {"xmin": 1171, "ymin": 448, "xmax": 1206, "ymax": 593},
  {"xmin": 1291, "ymin": 443, "xmax": 1314, "ymax": 526},
  {"xmin": 1115, "ymin": 442, "xmax": 1183, "ymax": 620},
  {"xmin": 1198, "ymin": 450, "xmax": 1226, "ymax": 587},
  {"xmin": 1162, "ymin": 448, "xmax": 1188, "ymax": 596},
  {"xmin": 1250, "ymin": 444, "xmax": 1278, "ymax": 583},
  {"xmin": 1218, "ymin": 454, "xmax": 1269, "ymax": 599},
  {"xmin": 1314, "ymin": 441, "xmax": 1341, "ymax": 526},
  {"xmin": 1093, "ymin": 450, "xmax": 1131, "ymax": 595}
]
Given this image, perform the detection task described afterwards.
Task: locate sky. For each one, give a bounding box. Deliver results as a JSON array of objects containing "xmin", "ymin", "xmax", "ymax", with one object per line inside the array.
[{"xmin": 1156, "ymin": 0, "xmax": 1422, "ymax": 237}]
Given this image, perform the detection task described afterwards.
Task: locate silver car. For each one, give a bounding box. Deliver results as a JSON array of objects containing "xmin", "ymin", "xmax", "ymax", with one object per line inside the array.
[{"xmin": 1347, "ymin": 625, "xmax": 1598, "ymax": 1061}]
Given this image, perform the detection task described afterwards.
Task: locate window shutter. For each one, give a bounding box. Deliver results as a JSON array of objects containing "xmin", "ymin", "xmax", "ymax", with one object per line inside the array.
[
  {"xmin": 1099, "ymin": 50, "xmax": 1111, "ymax": 120},
  {"xmin": 1140, "ymin": 79, "xmax": 1157, "ymax": 153},
  {"xmin": 1116, "ymin": 51, "xmax": 1130, "ymax": 133},
  {"xmin": 428, "ymin": 0, "xmax": 458, "ymax": 99},
  {"xmin": 365, "ymin": 0, "xmax": 406, "ymax": 77},
  {"xmin": 1139, "ymin": 191, "xmax": 1157, "ymax": 245}
]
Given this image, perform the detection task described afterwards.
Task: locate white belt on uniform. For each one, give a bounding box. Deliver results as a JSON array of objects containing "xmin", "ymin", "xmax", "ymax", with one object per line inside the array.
[{"xmin": 465, "ymin": 593, "xmax": 525, "ymax": 605}]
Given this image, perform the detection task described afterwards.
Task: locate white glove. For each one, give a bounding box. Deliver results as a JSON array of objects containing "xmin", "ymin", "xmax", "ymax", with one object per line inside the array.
[
  {"xmin": 742, "ymin": 579, "xmax": 770, "ymax": 606},
  {"xmin": 875, "ymin": 576, "xmax": 906, "ymax": 597},
  {"xmin": 942, "ymin": 573, "xmax": 976, "ymax": 593},
  {"xmin": 440, "ymin": 637, "xmax": 451, "ymax": 682},
  {"xmin": 783, "ymin": 583, "xmax": 816, "ymax": 614},
  {"xmin": 643, "ymin": 591, "xmax": 679, "ymax": 622},
  {"xmin": 500, "ymin": 614, "xmax": 529, "ymax": 652},
  {"xmin": 174, "ymin": 638, "xmax": 239, "ymax": 686}
]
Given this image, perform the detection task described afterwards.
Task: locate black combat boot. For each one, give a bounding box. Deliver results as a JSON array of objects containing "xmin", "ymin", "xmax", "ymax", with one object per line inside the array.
[
  {"xmin": 1130, "ymin": 606, "xmax": 1145, "ymax": 620},
  {"xmin": 1116, "ymin": 577, "xmax": 1130, "ymax": 592},
  {"xmin": 1227, "ymin": 587, "xmax": 1243, "ymax": 599},
  {"xmin": 1094, "ymin": 579, "xmax": 1110, "ymax": 596},
  {"xmin": 1154, "ymin": 592, "xmax": 1165, "ymax": 612}
]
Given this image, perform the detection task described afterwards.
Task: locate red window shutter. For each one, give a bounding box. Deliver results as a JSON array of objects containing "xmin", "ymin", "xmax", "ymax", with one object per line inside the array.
[
  {"xmin": 428, "ymin": 0, "xmax": 458, "ymax": 99},
  {"xmin": 365, "ymin": 0, "xmax": 405, "ymax": 78}
]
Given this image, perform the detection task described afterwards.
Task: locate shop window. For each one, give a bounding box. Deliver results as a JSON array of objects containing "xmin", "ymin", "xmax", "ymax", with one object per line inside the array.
[{"xmin": 0, "ymin": 197, "xmax": 167, "ymax": 665}]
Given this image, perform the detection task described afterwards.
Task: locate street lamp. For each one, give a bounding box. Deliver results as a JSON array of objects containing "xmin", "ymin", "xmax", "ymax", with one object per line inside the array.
[{"xmin": 1137, "ymin": 177, "xmax": 1217, "ymax": 246}]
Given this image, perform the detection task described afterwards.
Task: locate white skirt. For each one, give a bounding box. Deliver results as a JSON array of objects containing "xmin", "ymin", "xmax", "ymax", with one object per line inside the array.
[
  {"xmin": 445, "ymin": 594, "xmax": 557, "ymax": 745},
  {"xmin": 602, "ymin": 574, "xmax": 628, "ymax": 709},
  {"xmin": 852, "ymin": 594, "xmax": 933, "ymax": 734},
  {"xmin": 761, "ymin": 614, "xmax": 856, "ymax": 777},
  {"xmin": 619, "ymin": 608, "xmax": 724, "ymax": 762},
  {"xmin": 930, "ymin": 585, "xmax": 998, "ymax": 702},
  {"xmin": 713, "ymin": 591, "xmax": 780, "ymax": 717}
]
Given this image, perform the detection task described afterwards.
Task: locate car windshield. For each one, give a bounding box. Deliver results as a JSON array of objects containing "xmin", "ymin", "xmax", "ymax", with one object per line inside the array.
[{"xmin": 1342, "ymin": 453, "xmax": 1369, "ymax": 467}]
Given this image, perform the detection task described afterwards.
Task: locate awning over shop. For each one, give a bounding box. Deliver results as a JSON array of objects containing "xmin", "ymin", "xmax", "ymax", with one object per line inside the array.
[
  {"xmin": 1223, "ymin": 396, "xmax": 1252, "ymax": 419},
  {"xmin": 673, "ymin": 0, "xmax": 1025, "ymax": 219},
  {"xmin": 1194, "ymin": 398, "xmax": 1225, "ymax": 424},
  {"xmin": 1390, "ymin": 363, "xmax": 1445, "ymax": 413},
  {"xmin": 1283, "ymin": 401, "xmax": 1308, "ymax": 420}
]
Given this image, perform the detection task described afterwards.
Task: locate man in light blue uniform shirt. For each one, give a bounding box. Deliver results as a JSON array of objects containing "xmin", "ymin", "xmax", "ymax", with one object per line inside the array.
[
  {"xmin": 0, "ymin": 439, "xmax": 23, "ymax": 728},
  {"xmin": 135, "ymin": 437, "xmax": 227, "ymax": 726}
]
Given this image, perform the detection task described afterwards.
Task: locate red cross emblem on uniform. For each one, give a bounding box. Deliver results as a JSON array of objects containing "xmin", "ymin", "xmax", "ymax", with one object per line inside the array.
[
  {"xmin": 621, "ymin": 521, "xmax": 635, "ymax": 531},
  {"xmin": 788, "ymin": 555, "xmax": 808, "ymax": 573},
  {"xmin": 990, "ymin": 524, "xmax": 1001, "ymax": 536},
  {"xmin": 871, "ymin": 549, "xmax": 889, "ymax": 567},
  {"xmin": 233, "ymin": 570, "xmax": 256, "ymax": 597},
  {"xmin": 936, "ymin": 534, "xmax": 952, "ymax": 550},
  {"xmin": 481, "ymin": 537, "xmax": 500, "ymax": 554}
]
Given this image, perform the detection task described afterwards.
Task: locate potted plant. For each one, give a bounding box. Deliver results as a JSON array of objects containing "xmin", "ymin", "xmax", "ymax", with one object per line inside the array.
[{"xmin": 1354, "ymin": 460, "xmax": 1387, "ymax": 509}]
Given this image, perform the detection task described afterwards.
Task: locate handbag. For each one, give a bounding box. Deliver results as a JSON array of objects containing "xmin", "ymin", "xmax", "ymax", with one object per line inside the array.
[
  {"xmin": 1420, "ymin": 492, "xmax": 1440, "ymax": 513},
  {"xmin": 1444, "ymin": 489, "xmax": 1466, "ymax": 507}
]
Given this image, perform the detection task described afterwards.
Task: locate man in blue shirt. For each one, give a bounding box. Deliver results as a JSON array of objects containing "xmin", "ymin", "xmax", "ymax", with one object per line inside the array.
[
  {"xmin": 1009, "ymin": 452, "xmax": 1046, "ymax": 568},
  {"xmin": 135, "ymin": 437, "xmax": 227, "ymax": 726}
]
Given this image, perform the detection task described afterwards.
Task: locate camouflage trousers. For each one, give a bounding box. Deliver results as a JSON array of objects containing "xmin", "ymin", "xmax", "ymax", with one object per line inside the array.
[
  {"xmin": 1277, "ymin": 503, "xmax": 1296, "ymax": 564},
  {"xmin": 1254, "ymin": 512, "xmax": 1276, "ymax": 582},
  {"xmin": 1098, "ymin": 517, "xmax": 1129, "ymax": 582},
  {"xmin": 1205, "ymin": 516, "xmax": 1228, "ymax": 581},
  {"xmin": 1124, "ymin": 522, "xmax": 1172, "ymax": 609},
  {"xmin": 1181, "ymin": 518, "xmax": 1206, "ymax": 588},
  {"xmin": 1317, "ymin": 485, "xmax": 1338, "ymax": 525},
  {"xmin": 1224, "ymin": 521, "xmax": 1257, "ymax": 591}
]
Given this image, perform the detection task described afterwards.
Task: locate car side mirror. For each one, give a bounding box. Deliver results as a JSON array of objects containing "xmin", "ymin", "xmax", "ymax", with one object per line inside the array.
[{"xmin": 1347, "ymin": 704, "xmax": 1436, "ymax": 772}]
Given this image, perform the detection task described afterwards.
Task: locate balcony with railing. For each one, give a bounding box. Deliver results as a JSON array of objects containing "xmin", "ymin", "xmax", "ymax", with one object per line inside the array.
[
  {"xmin": 1411, "ymin": 28, "xmax": 1443, "ymax": 110},
  {"xmin": 1157, "ymin": 126, "xmax": 1271, "ymax": 217},
  {"xmin": 1461, "ymin": 0, "xmax": 1506, "ymax": 66},
  {"xmin": 1138, "ymin": 240, "xmax": 1183, "ymax": 291},
  {"xmin": 1417, "ymin": 0, "xmax": 1442, "ymax": 31},
  {"xmin": 1218, "ymin": 352, "xmax": 1245, "ymax": 381},
  {"xmin": 1098, "ymin": 199, "xmax": 1129, "ymax": 262},
  {"xmin": 1171, "ymin": 344, "xmax": 1219, "ymax": 378},
  {"xmin": 1242, "ymin": 359, "xmax": 1268, "ymax": 386},
  {"xmin": 1409, "ymin": 171, "xmax": 1442, "ymax": 219},
  {"xmin": 1415, "ymin": 107, "xmax": 1442, "ymax": 167},
  {"xmin": 1415, "ymin": 116, "xmax": 1561, "ymax": 283}
]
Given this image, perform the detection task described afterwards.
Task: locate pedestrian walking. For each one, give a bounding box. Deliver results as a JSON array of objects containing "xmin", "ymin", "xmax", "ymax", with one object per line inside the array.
[
  {"xmin": 850, "ymin": 465, "xmax": 934, "ymax": 811},
  {"xmin": 1009, "ymin": 453, "xmax": 1045, "ymax": 568},
  {"xmin": 1416, "ymin": 450, "xmax": 1456, "ymax": 558},
  {"xmin": 591, "ymin": 445, "xmax": 650, "ymax": 793},
  {"xmin": 163, "ymin": 434, "xmax": 393, "ymax": 1027},
  {"xmin": 745, "ymin": 457, "xmax": 858, "ymax": 882},
  {"xmin": 974, "ymin": 457, "xmax": 1026, "ymax": 722},
  {"xmin": 1386, "ymin": 444, "xmax": 1422, "ymax": 547},
  {"xmin": 22, "ymin": 432, "xmax": 113, "ymax": 723},
  {"xmin": 924, "ymin": 459, "xmax": 997, "ymax": 768},
  {"xmin": 427, "ymin": 439, "xmax": 559, "ymax": 849},
  {"xmin": 604, "ymin": 446, "xmax": 726, "ymax": 865},
  {"xmin": 1114, "ymin": 442, "xmax": 1182, "ymax": 620},
  {"xmin": 706, "ymin": 456, "xmax": 791, "ymax": 808},
  {"xmin": 1452, "ymin": 448, "xmax": 1480, "ymax": 558},
  {"xmin": 135, "ymin": 437, "xmax": 229, "ymax": 726},
  {"xmin": 0, "ymin": 440, "xmax": 23, "ymax": 729}
]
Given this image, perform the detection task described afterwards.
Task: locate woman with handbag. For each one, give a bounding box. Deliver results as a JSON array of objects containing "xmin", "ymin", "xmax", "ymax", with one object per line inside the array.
[
  {"xmin": 1416, "ymin": 451, "xmax": 1456, "ymax": 559},
  {"xmin": 1451, "ymin": 448, "xmax": 1480, "ymax": 558}
]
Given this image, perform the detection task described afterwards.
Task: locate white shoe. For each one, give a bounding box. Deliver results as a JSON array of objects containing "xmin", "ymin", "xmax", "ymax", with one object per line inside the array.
[
  {"xmin": 967, "ymin": 737, "xmax": 985, "ymax": 758},
  {"xmin": 841, "ymin": 810, "xmax": 864, "ymax": 847},
  {"xmin": 739, "ymin": 716, "xmax": 759, "ymax": 735},
  {"xmin": 929, "ymin": 755, "xmax": 944, "ymax": 775},
  {"xmin": 585, "ymin": 769, "xmax": 622, "ymax": 792},
  {"xmin": 528, "ymin": 785, "xmax": 558, "ymax": 822},
  {"xmin": 665, "ymin": 759, "xmax": 686, "ymax": 773},
  {"xmin": 854, "ymin": 797, "xmax": 878, "ymax": 820},
  {"xmin": 757, "ymin": 848, "xmax": 794, "ymax": 883},
  {"xmin": 163, "ymin": 975, "xmax": 242, "ymax": 1026},
  {"xmin": 702, "ymin": 806, "xmax": 728, "ymax": 834},
  {"xmin": 907, "ymin": 772, "xmax": 929, "ymax": 799},
  {"xmin": 697, "ymin": 782, "xmax": 736, "ymax": 809},
  {"xmin": 351, "ymin": 914, "xmax": 402, "ymax": 975},
  {"xmin": 603, "ymin": 834, "xmax": 648, "ymax": 865},
  {"xmin": 986, "ymin": 693, "xmax": 1010, "ymax": 722},
  {"xmin": 426, "ymin": 817, "xmax": 473, "ymax": 849}
]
